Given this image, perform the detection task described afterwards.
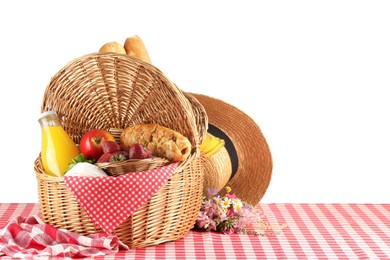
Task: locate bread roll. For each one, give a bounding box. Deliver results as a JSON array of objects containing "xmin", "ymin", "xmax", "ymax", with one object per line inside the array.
[
  {"xmin": 120, "ymin": 124, "xmax": 191, "ymax": 162},
  {"xmin": 124, "ymin": 35, "xmax": 152, "ymax": 63},
  {"xmin": 99, "ymin": 42, "xmax": 126, "ymax": 54}
]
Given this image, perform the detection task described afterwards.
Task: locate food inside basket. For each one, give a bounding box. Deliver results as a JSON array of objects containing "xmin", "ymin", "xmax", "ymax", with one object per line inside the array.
[
  {"xmin": 39, "ymin": 117, "xmax": 191, "ymax": 177},
  {"xmin": 120, "ymin": 124, "xmax": 192, "ymax": 162}
]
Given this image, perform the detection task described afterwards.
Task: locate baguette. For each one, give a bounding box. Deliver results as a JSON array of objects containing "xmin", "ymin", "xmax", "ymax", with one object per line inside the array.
[
  {"xmin": 120, "ymin": 124, "xmax": 191, "ymax": 162},
  {"xmin": 124, "ymin": 35, "xmax": 152, "ymax": 63}
]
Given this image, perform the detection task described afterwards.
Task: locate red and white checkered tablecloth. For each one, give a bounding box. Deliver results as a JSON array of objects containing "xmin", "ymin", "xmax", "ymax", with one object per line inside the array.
[{"xmin": 1, "ymin": 203, "xmax": 389, "ymax": 259}]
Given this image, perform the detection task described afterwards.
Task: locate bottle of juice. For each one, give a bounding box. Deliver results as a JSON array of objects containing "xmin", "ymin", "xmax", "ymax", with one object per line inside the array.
[{"xmin": 38, "ymin": 111, "xmax": 79, "ymax": 177}]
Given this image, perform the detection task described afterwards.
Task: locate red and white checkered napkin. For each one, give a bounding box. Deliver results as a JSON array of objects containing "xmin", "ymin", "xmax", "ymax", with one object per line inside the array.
[
  {"xmin": 63, "ymin": 162, "xmax": 178, "ymax": 235},
  {"xmin": 0, "ymin": 215, "xmax": 128, "ymax": 258}
]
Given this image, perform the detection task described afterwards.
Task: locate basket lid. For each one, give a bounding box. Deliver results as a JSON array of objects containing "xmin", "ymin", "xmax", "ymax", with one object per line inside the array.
[{"xmin": 41, "ymin": 53, "xmax": 199, "ymax": 152}]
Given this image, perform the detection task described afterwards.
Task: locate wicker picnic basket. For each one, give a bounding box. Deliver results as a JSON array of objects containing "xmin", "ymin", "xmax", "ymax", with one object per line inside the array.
[{"xmin": 34, "ymin": 52, "xmax": 206, "ymax": 248}]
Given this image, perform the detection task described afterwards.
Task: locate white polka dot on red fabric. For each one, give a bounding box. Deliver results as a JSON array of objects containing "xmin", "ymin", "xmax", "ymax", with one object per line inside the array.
[{"xmin": 63, "ymin": 163, "xmax": 178, "ymax": 234}]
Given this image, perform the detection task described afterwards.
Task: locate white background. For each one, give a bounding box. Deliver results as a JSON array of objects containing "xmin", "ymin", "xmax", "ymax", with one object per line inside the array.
[{"xmin": 0, "ymin": 1, "xmax": 389, "ymax": 203}]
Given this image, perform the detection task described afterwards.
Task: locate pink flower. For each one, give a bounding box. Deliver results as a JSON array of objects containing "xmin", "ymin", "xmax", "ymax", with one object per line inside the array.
[
  {"xmin": 196, "ymin": 212, "xmax": 208, "ymax": 228},
  {"xmin": 197, "ymin": 211, "xmax": 217, "ymax": 231},
  {"xmin": 226, "ymin": 193, "xmax": 237, "ymax": 199},
  {"xmin": 195, "ymin": 187, "xmax": 283, "ymax": 236},
  {"xmin": 226, "ymin": 205, "xmax": 235, "ymax": 217}
]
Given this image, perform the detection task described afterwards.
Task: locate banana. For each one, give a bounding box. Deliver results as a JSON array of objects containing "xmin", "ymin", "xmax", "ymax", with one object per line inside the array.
[
  {"xmin": 199, "ymin": 133, "xmax": 213, "ymax": 151},
  {"xmin": 200, "ymin": 133, "xmax": 226, "ymax": 157},
  {"xmin": 203, "ymin": 134, "xmax": 220, "ymax": 153},
  {"xmin": 200, "ymin": 133, "xmax": 217, "ymax": 154},
  {"xmin": 204, "ymin": 139, "xmax": 226, "ymax": 157}
]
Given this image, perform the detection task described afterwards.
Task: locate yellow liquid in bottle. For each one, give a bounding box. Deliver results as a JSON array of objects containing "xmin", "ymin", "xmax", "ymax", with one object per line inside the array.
[{"xmin": 41, "ymin": 125, "xmax": 79, "ymax": 177}]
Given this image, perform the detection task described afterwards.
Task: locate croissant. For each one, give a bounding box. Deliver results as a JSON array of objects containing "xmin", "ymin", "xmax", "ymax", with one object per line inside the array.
[{"xmin": 120, "ymin": 124, "xmax": 191, "ymax": 162}]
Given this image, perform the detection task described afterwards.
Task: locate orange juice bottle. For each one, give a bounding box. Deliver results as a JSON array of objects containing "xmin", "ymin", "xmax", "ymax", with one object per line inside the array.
[{"xmin": 38, "ymin": 111, "xmax": 79, "ymax": 177}]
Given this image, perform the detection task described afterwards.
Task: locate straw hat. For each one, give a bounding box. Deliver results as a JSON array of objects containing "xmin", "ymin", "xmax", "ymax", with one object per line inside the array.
[{"xmin": 191, "ymin": 93, "xmax": 273, "ymax": 205}]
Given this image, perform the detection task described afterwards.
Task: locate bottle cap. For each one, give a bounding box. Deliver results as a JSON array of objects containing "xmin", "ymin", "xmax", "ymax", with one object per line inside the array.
[{"xmin": 38, "ymin": 110, "xmax": 57, "ymax": 121}]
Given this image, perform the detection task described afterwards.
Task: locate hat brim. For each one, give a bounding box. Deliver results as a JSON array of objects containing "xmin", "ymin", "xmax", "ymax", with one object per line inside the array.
[{"xmin": 191, "ymin": 93, "xmax": 273, "ymax": 205}]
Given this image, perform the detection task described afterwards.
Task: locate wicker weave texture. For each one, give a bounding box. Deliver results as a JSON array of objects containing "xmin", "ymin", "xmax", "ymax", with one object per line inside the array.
[
  {"xmin": 42, "ymin": 53, "xmax": 198, "ymax": 148},
  {"xmin": 36, "ymin": 53, "xmax": 206, "ymax": 248},
  {"xmin": 202, "ymin": 146, "xmax": 232, "ymax": 194},
  {"xmin": 183, "ymin": 92, "xmax": 208, "ymax": 146},
  {"xmin": 96, "ymin": 157, "xmax": 169, "ymax": 176},
  {"xmin": 35, "ymin": 155, "xmax": 203, "ymax": 248}
]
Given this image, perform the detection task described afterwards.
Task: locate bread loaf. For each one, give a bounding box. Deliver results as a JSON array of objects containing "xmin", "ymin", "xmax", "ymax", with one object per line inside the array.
[
  {"xmin": 99, "ymin": 42, "xmax": 126, "ymax": 54},
  {"xmin": 120, "ymin": 124, "xmax": 191, "ymax": 162},
  {"xmin": 124, "ymin": 35, "xmax": 152, "ymax": 63}
]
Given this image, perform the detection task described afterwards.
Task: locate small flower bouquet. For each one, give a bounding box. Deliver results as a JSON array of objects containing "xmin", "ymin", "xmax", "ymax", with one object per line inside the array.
[{"xmin": 195, "ymin": 187, "xmax": 284, "ymax": 236}]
